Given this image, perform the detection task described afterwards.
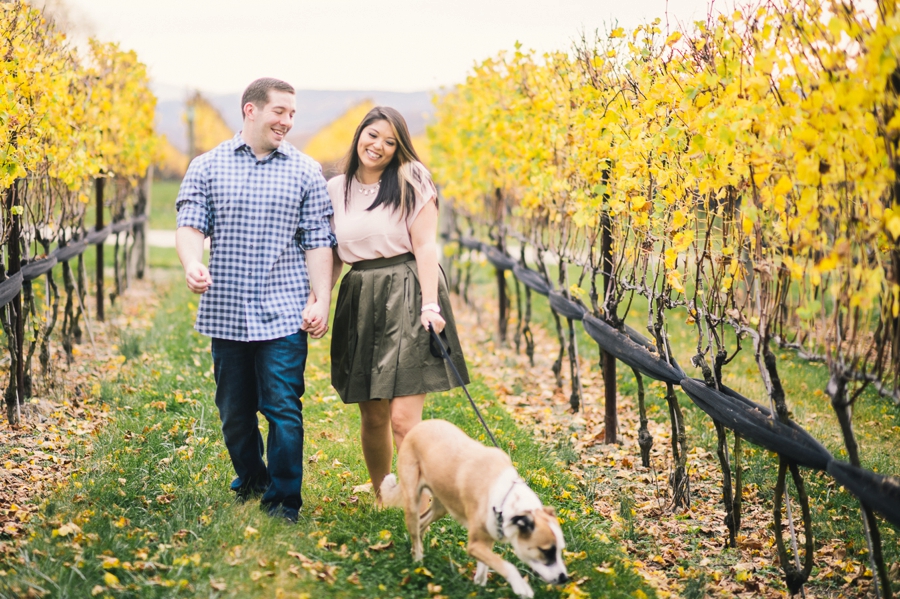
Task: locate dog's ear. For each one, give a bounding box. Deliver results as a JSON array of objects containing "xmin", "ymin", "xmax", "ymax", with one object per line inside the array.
[
  {"xmin": 542, "ymin": 506, "xmax": 557, "ymax": 517},
  {"xmin": 511, "ymin": 513, "xmax": 535, "ymax": 535}
]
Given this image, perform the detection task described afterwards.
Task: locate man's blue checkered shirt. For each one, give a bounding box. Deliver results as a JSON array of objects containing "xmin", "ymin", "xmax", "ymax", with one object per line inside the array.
[{"xmin": 176, "ymin": 134, "xmax": 335, "ymax": 342}]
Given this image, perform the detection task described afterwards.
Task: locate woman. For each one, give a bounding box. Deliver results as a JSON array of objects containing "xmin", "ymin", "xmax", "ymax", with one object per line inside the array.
[{"xmin": 318, "ymin": 106, "xmax": 468, "ymax": 500}]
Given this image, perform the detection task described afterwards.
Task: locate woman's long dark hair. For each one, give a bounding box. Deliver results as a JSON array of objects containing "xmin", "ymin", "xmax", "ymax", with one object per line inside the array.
[{"xmin": 342, "ymin": 106, "xmax": 434, "ymax": 218}]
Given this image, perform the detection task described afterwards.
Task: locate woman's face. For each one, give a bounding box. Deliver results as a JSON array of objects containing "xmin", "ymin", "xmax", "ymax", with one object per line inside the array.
[{"xmin": 357, "ymin": 119, "xmax": 397, "ymax": 174}]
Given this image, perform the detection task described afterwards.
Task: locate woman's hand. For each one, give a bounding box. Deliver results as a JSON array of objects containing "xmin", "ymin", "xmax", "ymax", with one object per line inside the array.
[
  {"xmin": 421, "ymin": 309, "xmax": 445, "ymax": 334},
  {"xmin": 301, "ymin": 293, "xmax": 330, "ymax": 339}
]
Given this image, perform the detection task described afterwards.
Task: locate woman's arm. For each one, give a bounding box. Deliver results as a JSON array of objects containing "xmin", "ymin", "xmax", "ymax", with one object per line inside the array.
[
  {"xmin": 410, "ymin": 198, "xmax": 446, "ymax": 333},
  {"xmin": 330, "ymin": 246, "xmax": 344, "ymax": 288}
]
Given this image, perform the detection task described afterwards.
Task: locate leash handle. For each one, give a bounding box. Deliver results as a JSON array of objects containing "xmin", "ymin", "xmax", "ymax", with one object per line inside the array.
[{"xmin": 428, "ymin": 323, "xmax": 500, "ymax": 449}]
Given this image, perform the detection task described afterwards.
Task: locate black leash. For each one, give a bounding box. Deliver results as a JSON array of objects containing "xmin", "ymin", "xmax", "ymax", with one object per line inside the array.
[{"xmin": 428, "ymin": 323, "xmax": 500, "ymax": 448}]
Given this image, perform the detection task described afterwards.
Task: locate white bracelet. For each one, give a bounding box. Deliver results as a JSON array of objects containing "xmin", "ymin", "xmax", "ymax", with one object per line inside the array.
[{"xmin": 421, "ymin": 302, "xmax": 441, "ymax": 314}]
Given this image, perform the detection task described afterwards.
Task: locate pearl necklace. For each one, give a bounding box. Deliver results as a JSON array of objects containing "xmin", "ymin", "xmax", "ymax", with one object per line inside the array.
[{"xmin": 356, "ymin": 178, "xmax": 380, "ymax": 196}]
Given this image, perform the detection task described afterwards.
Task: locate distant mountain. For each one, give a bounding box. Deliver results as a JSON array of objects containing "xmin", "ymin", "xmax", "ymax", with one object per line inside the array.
[{"xmin": 156, "ymin": 89, "xmax": 436, "ymax": 154}]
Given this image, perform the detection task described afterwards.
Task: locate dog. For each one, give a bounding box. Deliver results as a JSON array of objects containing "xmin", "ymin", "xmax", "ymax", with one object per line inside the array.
[{"xmin": 380, "ymin": 418, "xmax": 568, "ymax": 598}]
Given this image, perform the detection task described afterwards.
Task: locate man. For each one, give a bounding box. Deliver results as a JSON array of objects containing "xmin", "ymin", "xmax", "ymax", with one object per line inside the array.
[{"xmin": 175, "ymin": 77, "xmax": 333, "ymax": 522}]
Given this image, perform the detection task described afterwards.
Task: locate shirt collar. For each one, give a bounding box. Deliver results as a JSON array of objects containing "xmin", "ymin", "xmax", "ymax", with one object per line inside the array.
[{"xmin": 231, "ymin": 133, "xmax": 289, "ymax": 161}]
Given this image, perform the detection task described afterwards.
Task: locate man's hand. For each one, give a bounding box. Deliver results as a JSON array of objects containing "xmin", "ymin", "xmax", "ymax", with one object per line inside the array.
[
  {"xmin": 176, "ymin": 227, "xmax": 211, "ymax": 294},
  {"xmin": 301, "ymin": 296, "xmax": 330, "ymax": 339},
  {"xmin": 184, "ymin": 260, "xmax": 212, "ymax": 294},
  {"xmin": 304, "ymin": 246, "xmax": 333, "ymax": 339}
]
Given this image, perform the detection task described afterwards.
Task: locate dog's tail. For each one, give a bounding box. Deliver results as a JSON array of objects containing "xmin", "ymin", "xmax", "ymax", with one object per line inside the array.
[{"xmin": 379, "ymin": 474, "xmax": 404, "ymax": 508}]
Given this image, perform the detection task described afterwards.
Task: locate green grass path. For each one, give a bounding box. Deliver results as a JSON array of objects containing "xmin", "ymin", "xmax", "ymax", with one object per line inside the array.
[{"xmin": 0, "ymin": 272, "xmax": 653, "ymax": 599}]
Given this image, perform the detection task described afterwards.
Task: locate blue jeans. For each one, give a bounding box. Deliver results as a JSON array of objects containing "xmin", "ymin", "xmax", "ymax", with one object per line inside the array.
[{"xmin": 211, "ymin": 331, "xmax": 307, "ymax": 519}]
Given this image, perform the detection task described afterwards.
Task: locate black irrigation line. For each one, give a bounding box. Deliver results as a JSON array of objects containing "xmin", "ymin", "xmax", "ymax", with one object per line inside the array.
[
  {"xmin": 458, "ymin": 236, "xmax": 900, "ymax": 529},
  {"xmin": 0, "ymin": 215, "xmax": 146, "ymax": 300}
]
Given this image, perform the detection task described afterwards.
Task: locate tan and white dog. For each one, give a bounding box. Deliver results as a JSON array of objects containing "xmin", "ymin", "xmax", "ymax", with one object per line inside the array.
[{"xmin": 380, "ymin": 419, "xmax": 568, "ymax": 598}]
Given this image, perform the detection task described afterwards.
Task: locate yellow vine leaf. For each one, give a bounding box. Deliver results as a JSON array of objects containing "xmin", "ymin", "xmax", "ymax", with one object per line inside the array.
[{"xmin": 817, "ymin": 253, "xmax": 840, "ymax": 273}]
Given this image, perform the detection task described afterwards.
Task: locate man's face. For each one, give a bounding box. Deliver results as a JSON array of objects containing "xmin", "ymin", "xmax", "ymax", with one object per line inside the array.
[{"xmin": 244, "ymin": 90, "xmax": 296, "ymax": 153}]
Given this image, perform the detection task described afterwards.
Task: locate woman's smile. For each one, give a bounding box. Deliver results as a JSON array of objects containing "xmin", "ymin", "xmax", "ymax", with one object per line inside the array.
[{"xmin": 357, "ymin": 119, "xmax": 397, "ymax": 176}]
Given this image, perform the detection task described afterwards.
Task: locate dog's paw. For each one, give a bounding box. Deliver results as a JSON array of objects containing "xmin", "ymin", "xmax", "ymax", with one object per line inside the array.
[
  {"xmin": 511, "ymin": 580, "xmax": 534, "ymax": 598},
  {"xmin": 504, "ymin": 565, "xmax": 534, "ymax": 598},
  {"xmin": 474, "ymin": 562, "xmax": 489, "ymax": 585}
]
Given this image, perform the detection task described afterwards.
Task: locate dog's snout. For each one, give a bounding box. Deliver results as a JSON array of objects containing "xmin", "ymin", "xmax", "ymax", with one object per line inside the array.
[{"xmin": 557, "ymin": 572, "xmax": 569, "ymax": 584}]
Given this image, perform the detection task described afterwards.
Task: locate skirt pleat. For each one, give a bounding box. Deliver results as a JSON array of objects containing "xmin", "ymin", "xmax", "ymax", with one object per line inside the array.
[{"xmin": 331, "ymin": 256, "xmax": 469, "ymax": 404}]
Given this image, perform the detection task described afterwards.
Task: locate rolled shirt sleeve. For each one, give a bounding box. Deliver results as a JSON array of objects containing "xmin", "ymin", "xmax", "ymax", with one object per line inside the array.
[
  {"xmin": 175, "ymin": 156, "xmax": 212, "ymax": 235},
  {"xmin": 296, "ymin": 165, "xmax": 336, "ymax": 251}
]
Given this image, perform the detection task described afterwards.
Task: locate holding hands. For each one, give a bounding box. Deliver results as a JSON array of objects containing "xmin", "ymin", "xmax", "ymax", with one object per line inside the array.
[{"xmin": 301, "ymin": 295, "xmax": 330, "ymax": 339}]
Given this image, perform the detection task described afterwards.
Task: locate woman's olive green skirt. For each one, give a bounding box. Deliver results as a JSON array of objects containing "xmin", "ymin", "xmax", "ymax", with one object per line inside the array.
[{"xmin": 330, "ymin": 253, "xmax": 469, "ymax": 404}]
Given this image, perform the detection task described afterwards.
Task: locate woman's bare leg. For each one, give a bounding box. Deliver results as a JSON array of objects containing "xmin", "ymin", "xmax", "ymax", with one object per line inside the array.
[
  {"xmin": 390, "ymin": 394, "xmax": 431, "ymax": 513},
  {"xmin": 389, "ymin": 394, "xmax": 426, "ymax": 449},
  {"xmin": 358, "ymin": 399, "xmax": 393, "ymax": 497}
]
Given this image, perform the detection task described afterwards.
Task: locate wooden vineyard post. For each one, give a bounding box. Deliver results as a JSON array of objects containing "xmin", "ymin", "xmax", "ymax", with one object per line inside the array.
[
  {"xmin": 139, "ymin": 167, "xmax": 152, "ymax": 279},
  {"xmin": 6, "ymin": 180, "xmax": 24, "ymax": 425},
  {"xmin": 95, "ymin": 177, "xmax": 104, "ymax": 322},
  {"xmin": 601, "ymin": 210, "xmax": 617, "ymax": 443},
  {"xmin": 494, "ymin": 189, "xmax": 507, "ymax": 346}
]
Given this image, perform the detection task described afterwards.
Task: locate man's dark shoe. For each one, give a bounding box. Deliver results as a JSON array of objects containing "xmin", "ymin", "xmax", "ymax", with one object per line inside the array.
[
  {"xmin": 233, "ymin": 486, "xmax": 267, "ymax": 504},
  {"xmin": 231, "ymin": 476, "xmax": 269, "ymax": 504},
  {"xmin": 262, "ymin": 503, "xmax": 299, "ymax": 523}
]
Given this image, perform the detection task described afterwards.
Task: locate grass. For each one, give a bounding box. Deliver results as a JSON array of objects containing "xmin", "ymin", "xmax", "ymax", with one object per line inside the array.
[
  {"xmin": 148, "ymin": 247, "xmax": 182, "ymax": 270},
  {"xmin": 149, "ymin": 180, "xmax": 180, "ymax": 231},
  {"xmin": 0, "ymin": 267, "xmax": 655, "ymax": 599},
  {"xmin": 66, "ymin": 179, "xmax": 178, "ymax": 233},
  {"xmin": 73, "ymin": 177, "xmax": 179, "ymax": 236},
  {"xmin": 464, "ymin": 259, "xmax": 900, "ymax": 589},
  {"xmin": 8, "ymin": 219, "xmax": 895, "ymax": 595}
]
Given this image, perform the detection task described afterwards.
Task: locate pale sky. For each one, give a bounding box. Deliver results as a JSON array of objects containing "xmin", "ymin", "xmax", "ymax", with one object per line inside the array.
[{"xmin": 63, "ymin": 0, "xmax": 718, "ymax": 99}]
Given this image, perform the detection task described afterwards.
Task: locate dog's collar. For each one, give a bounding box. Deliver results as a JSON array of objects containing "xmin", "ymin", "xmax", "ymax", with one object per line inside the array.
[{"xmin": 493, "ymin": 478, "xmax": 525, "ymax": 540}]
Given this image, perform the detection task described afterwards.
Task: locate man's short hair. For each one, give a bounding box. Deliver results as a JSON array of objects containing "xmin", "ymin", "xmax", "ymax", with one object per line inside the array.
[{"xmin": 241, "ymin": 78, "xmax": 295, "ymax": 119}]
